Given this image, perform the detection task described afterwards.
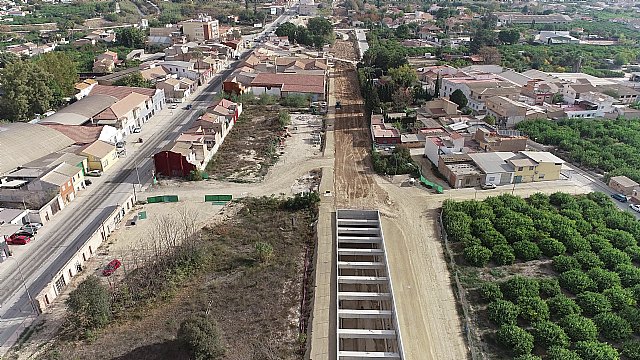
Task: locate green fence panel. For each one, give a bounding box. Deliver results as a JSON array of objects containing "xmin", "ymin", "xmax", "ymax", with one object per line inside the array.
[
  {"xmin": 419, "ymin": 176, "xmax": 444, "ymax": 194},
  {"xmin": 147, "ymin": 196, "xmax": 162, "ymax": 203},
  {"xmin": 138, "ymin": 211, "xmax": 147, "ymax": 220},
  {"xmin": 204, "ymin": 194, "xmax": 233, "ymax": 202},
  {"xmin": 164, "ymin": 195, "xmax": 179, "ymax": 202}
]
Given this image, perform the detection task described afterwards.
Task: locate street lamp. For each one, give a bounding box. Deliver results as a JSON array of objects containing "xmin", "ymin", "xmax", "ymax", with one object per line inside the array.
[{"xmin": 5, "ymin": 257, "xmax": 38, "ymax": 315}]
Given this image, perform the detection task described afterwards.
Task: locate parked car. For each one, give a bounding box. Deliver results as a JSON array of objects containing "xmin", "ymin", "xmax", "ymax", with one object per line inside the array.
[
  {"xmin": 185, "ymin": 104, "xmax": 192, "ymax": 110},
  {"xmin": 85, "ymin": 179, "xmax": 92, "ymax": 186},
  {"xmin": 168, "ymin": 104, "xmax": 178, "ymax": 109},
  {"xmin": 15, "ymin": 228, "xmax": 36, "ymax": 236},
  {"xmin": 481, "ymin": 183, "xmax": 497, "ymax": 190},
  {"xmin": 86, "ymin": 170, "xmax": 103, "ymax": 177},
  {"xmin": 611, "ymin": 193, "xmax": 628, "ymax": 202},
  {"xmin": 7, "ymin": 233, "xmax": 33, "ymax": 245},
  {"xmin": 116, "ymin": 141, "xmax": 126, "ymax": 149},
  {"xmin": 132, "ymin": 127, "xmax": 141, "ymax": 133},
  {"xmin": 21, "ymin": 223, "xmax": 42, "ymax": 233},
  {"xmin": 102, "ymin": 259, "xmax": 122, "ymax": 276},
  {"xmin": 630, "ymin": 204, "xmax": 640, "ymax": 213}
]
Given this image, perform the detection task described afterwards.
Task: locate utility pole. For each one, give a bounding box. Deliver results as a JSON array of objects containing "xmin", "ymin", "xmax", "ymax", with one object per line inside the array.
[{"xmin": 7, "ymin": 258, "xmax": 38, "ymax": 315}]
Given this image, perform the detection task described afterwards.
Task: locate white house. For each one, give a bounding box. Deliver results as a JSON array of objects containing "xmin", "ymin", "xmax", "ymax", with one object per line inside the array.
[{"xmin": 424, "ymin": 133, "xmax": 465, "ymax": 166}]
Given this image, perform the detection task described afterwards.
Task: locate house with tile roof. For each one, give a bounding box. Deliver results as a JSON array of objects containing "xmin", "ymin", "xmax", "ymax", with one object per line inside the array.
[
  {"xmin": 250, "ymin": 73, "xmax": 326, "ymax": 101},
  {"xmin": 93, "ymin": 92, "xmax": 150, "ymax": 135},
  {"xmin": 90, "ymin": 84, "xmax": 165, "ymax": 122},
  {"xmin": 80, "ymin": 140, "xmax": 118, "ymax": 172}
]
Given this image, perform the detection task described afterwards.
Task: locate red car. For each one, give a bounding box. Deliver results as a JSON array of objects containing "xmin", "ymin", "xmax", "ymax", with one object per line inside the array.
[
  {"xmin": 102, "ymin": 259, "xmax": 121, "ymax": 276},
  {"xmin": 6, "ymin": 233, "xmax": 32, "ymax": 245}
]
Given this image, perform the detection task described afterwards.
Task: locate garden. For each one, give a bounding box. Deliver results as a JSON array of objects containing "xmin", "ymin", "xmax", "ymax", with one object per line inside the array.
[{"xmin": 442, "ymin": 192, "xmax": 640, "ymax": 360}]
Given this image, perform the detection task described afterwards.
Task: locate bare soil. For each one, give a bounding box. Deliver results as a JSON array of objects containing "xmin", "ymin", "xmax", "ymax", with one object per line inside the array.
[
  {"xmin": 36, "ymin": 198, "xmax": 318, "ymax": 360},
  {"xmin": 206, "ymin": 104, "xmax": 283, "ymax": 182}
]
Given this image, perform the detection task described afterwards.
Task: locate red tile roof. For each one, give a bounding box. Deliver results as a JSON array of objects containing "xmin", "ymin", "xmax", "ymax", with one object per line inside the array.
[
  {"xmin": 251, "ymin": 73, "xmax": 324, "ymax": 95},
  {"xmin": 41, "ymin": 124, "xmax": 103, "ymax": 145},
  {"xmin": 89, "ymin": 84, "xmax": 156, "ymax": 100}
]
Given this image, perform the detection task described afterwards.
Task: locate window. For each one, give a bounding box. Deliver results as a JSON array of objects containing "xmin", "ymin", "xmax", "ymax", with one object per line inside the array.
[
  {"xmin": 488, "ymin": 176, "xmax": 495, "ymax": 181},
  {"xmin": 518, "ymin": 167, "xmax": 523, "ymax": 171}
]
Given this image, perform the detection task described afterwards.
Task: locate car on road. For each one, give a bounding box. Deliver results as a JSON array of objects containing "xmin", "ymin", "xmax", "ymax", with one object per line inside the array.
[
  {"xmin": 103, "ymin": 259, "xmax": 122, "ymax": 276},
  {"xmin": 7, "ymin": 233, "xmax": 33, "ymax": 245},
  {"xmin": 481, "ymin": 183, "xmax": 497, "ymax": 190},
  {"xmin": 116, "ymin": 141, "xmax": 126, "ymax": 149},
  {"xmin": 132, "ymin": 127, "xmax": 141, "ymax": 133},
  {"xmin": 85, "ymin": 179, "xmax": 92, "ymax": 186},
  {"xmin": 168, "ymin": 104, "xmax": 178, "ymax": 109},
  {"xmin": 630, "ymin": 204, "xmax": 640, "ymax": 213},
  {"xmin": 185, "ymin": 104, "xmax": 192, "ymax": 110},
  {"xmin": 21, "ymin": 223, "xmax": 42, "ymax": 233},
  {"xmin": 611, "ymin": 193, "xmax": 628, "ymax": 202},
  {"xmin": 86, "ymin": 170, "xmax": 103, "ymax": 177}
]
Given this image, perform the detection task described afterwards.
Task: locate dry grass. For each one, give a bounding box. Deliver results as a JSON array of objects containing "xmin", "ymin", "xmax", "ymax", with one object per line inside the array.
[
  {"xmin": 39, "ymin": 198, "xmax": 317, "ymax": 360},
  {"xmin": 206, "ymin": 105, "xmax": 284, "ymax": 182}
]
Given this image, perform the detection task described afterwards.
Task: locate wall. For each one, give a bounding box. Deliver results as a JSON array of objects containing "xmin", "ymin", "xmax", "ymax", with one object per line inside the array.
[
  {"xmin": 34, "ymin": 193, "xmax": 136, "ymax": 311},
  {"xmin": 251, "ymin": 85, "xmax": 282, "ymax": 97},
  {"xmin": 153, "ymin": 151, "xmax": 197, "ymax": 177},
  {"xmin": 610, "ymin": 179, "xmax": 638, "ymax": 196}
]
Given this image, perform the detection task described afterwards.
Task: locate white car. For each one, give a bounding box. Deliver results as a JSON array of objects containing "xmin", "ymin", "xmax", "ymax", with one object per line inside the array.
[
  {"xmin": 168, "ymin": 104, "xmax": 178, "ymax": 109},
  {"xmin": 481, "ymin": 183, "xmax": 497, "ymax": 190},
  {"xmin": 21, "ymin": 223, "xmax": 43, "ymax": 232},
  {"xmin": 630, "ymin": 204, "xmax": 640, "ymax": 213},
  {"xmin": 86, "ymin": 170, "xmax": 103, "ymax": 177}
]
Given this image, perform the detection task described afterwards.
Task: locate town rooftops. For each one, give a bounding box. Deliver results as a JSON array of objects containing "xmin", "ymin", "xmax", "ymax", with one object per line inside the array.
[
  {"xmin": 41, "ymin": 125, "xmax": 103, "ymax": 145},
  {"xmin": 43, "ymin": 95, "xmax": 119, "ymax": 124},
  {"xmin": 610, "ymin": 175, "xmax": 638, "ymax": 188},
  {"xmin": 250, "ymin": 73, "xmax": 325, "ymax": 94},
  {"xmin": 81, "ymin": 140, "xmax": 114, "ymax": 158},
  {"xmin": 520, "ymin": 151, "xmax": 565, "ymax": 164},
  {"xmin": 468, "ymin": 152, "xmax": 515, "ymax": 174},
  {"xmin": 90, "ymin": 84, "xmax": 156, "ymax": 99}
]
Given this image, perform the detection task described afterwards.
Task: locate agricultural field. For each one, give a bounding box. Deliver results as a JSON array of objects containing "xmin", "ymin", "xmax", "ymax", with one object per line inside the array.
[
  {"xmin": 517, "ymin": 118, "xmax": 640, "ymax": 184},
  {"xmin": 442, "ymin": 192, "xmax": 640, "ymax": 360}
]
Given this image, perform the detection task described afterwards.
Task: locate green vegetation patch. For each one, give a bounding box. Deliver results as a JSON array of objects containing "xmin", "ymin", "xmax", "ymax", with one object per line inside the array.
[{"xmin": 442, "ymin": 192, "xmax": 640, "ymax": 359}]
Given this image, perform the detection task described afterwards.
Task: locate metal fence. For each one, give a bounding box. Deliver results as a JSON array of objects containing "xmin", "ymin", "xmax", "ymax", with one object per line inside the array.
[
  {"xmin": 146, "ymin": 195, "xmax": 179, "ymax": 203},
  {"xmin": 438, "ymin": 210, "xmax": 484, "ymax": 360}
]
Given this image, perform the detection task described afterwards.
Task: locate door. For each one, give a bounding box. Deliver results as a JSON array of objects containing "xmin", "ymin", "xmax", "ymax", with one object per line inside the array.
[{"xmin": 514, "ymin": 176, "xmax": 523, "ymax": 184}]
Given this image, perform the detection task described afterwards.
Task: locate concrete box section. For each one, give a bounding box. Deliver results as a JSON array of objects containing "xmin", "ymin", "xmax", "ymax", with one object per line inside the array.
[{"xmin": 335, "ymin": 209, "xmax": 404, "ymax": 360}]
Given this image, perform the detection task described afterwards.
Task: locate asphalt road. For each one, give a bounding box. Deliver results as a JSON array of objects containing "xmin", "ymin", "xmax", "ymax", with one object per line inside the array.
[{"xmin": 0, "ymin": 46, "xmax": 253, "ymax": 354}]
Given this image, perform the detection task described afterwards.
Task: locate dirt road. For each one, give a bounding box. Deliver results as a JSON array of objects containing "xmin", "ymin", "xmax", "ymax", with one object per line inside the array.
[{"xmin": 329, "ymin": 55, "xmax": 468, "ymax": 358}]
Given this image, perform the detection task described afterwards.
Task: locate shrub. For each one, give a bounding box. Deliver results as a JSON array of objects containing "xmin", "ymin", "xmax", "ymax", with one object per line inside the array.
[
  {"xmin": 593, "ymin": 312, "xmax": 632, "ymax": 341},
  {"xmin": 586, "ymin": 234, "xmax": 613, "ymax": 252},
  {"xmin": 492, "ymin": 244, "xmax": 516, "ymax": 265},
  {"xmin": 616, "ymin": 263, "xmax": 640, "ymax": 287},
  {"xmin": 603, "ymin": 286, "xmax": 636, "ymax": 310},
  {"xmin": 622, "ymin": 340, "xmax": 640, "ymax": 360},
  {"xmin": 463, "ymin": 245, "xmax": 492, "ymax": 267},
  {"xmin": 573, "ymin": 251, "xmax": 604, "ymax": 270},
  {"xmin": 279, "ymin": 94, "xmax": 309, "ymax": 108},
  {"xmin": 514, "ymin": 355, "xmax": 541, "ymax": 360},
  {"xmin": 517, "ymin": 296, "xmax": 549, "ymax": 323},
  {"xmin": 178, "ymin": 314, "xmax": 225, "ymax": 360},
  {"xmin": 619, "ymin": 306, "xmax": 640, "ymax": 334},
  {"xmin": 564, "ymin": 236, "xmax": 592, "ymax": 254},
  {"xmin": 599, "ymin": 247, "xmax": 632, "ymax": 270},
  {"xmin": 538, "ymin": 278, "xmax": 562, "ymax": 298},
  {"xmin": 282, "ymin": 192, "xmax": 320, "ymax": 210},
  {"xmin": 531, "ymin": 321, "xmax": 569, "ymax": 349},
  {"xmin": 547, "ymin": 294, "xmax": 582, "ymax": 319},
  {"xmin": 254, "ymin": 242, "xmax": 274, "ymax": 263},
  {"xmin": 560, "ymin": 314, "xmax": 598, "ymax": 342},
  {"xmin": 587, "ymin": 267, "xmax": 621, "ymax": 292},
  {"xmin": 277, "ymin": 110, "xmax": 291, "ymax": 129},
  {"xmin": 626, "ymin": 245, "xmax": 640, "ymax": 262},
  {"xmin": 479, "ymin": 282, "xmax": 503, "ymax": 303},
  {"xmin": 539, "ymin": 238, "xmax": 566, "ymax": 257},
  {"xmin": 552, "ymin": 255, "xmax": 580, "ymax": 273},
  {"xmin": 575, "ymin": 291, "xmax": 612, "ymax": 317},
  {"xmin": 187, "ymin": 170, "xmax": 205, "ymax": 181},
  {"xmin": 574, "ymin": 340, "xmax": 619, "ymax": 360},
  {"xmin": 559, "ymin": 269, "xmax": 596, "ymax": 294},
  {"xmin": 66, "ymin": 276, "xmax": 112, "ymax": 333},
  {"xmin": 547, "ymin": 346, "xmax": 581, "ymax": 360},
  {"xmin": 501, "ymin": 276, "xmax": 539, "ymax": 301},
  {"xmin": 487, "ymin": 299, "xmax": 520, "ymax": 326},
  {"xmin": 513, "ymin": 240, "xmax": 541, "ymax": 261},
  {"xmin": 496, "ymin": 324, "xmax": 534, "ymax": 356}
]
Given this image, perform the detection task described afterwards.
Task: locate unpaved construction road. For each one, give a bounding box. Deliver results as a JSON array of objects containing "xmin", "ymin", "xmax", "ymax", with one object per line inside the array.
[{"xmin": 329, "ymin": 49, "xmax": 468, "ymax": 358}]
